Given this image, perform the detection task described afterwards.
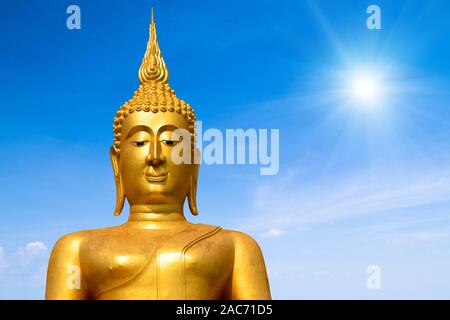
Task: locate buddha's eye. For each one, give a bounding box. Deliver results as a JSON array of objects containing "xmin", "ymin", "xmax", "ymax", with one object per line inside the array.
[
  {"xmin": 161, "ymin": 139, "xmax": 179, "ymax": 146},
  {"xmin": 131, "ymin": 141, "xmax": 148, "ymax": 147},
  {"xmin": 160, "ymin": 131, "xmax": 183, "ymax": 146}
]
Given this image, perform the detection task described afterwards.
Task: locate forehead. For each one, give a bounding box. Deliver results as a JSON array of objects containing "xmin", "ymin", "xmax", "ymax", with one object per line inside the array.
[{"xmin": 121, "ymin": 111, "xmax": 189, "ymax": 136}]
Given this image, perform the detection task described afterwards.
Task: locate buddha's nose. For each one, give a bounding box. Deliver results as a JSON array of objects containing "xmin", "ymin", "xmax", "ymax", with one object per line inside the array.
[
  {"xmin": 145, "ymin": 145, "xmax": 165, "ymax": 167},
  {"xmin": 148, "ymin": 157, "xmax": 163, "ymax": 167}
]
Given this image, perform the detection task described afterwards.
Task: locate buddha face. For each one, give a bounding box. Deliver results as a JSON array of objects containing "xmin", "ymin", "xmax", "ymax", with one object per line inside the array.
[{"xmin": 111, "ymin": 111, "xmax": 197, "ymax": 208}]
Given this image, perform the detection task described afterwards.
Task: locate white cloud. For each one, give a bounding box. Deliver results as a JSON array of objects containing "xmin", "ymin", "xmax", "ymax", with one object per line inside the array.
[
  {"xmin": 0, "ymin": 241, "xmax": 48, "ymax": 273},
  {"xmin": 0, "ymin": 246, "xmax": 8, "ymax": 270},
  {"xmin": 242, "ymin": 166, "xmax": 450, "ymax": 235},
  {"xmin": 0, "ymin": 242, "xmax": 49, "ymax": 299},
  {"xmin": 381, "ymin": 228, "xmax": 450, "ymax": 245},
  {"xmin": 15, "ymin": 241, "xmax": 48, "ymax": 266},
  {"xmin": 264, "ymin": 228, "xmax": 286, "ymax": 238},
  {"xmin": 23, "ymin": 241, "xmax": 47, "ymax": 253}
]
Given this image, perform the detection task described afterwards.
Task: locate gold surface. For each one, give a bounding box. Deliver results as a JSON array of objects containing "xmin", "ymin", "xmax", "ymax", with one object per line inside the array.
[{"xmin": 45, "ymin": 8, "xmax": 271, "ymax": 300}]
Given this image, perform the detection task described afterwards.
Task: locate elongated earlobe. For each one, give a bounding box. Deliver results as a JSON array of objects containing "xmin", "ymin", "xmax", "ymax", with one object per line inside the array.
[
  {"xmin": 110, "ymin": 146, "xmax": 125, "ymax": 216},
  {"xmin": 188, "ymin": 149, "xmax": 200, "ymax": 216}
]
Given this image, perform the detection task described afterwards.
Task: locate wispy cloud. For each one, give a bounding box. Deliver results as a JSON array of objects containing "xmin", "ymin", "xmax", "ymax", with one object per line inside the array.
[
  {"xmin": 0, "ymin": 241, "xmax": 49, "ymax": 299},
  {"xmin": 24, "ymin": 242, "xmax": 47, "ymax": 252},
  {"xmin": 240, "ymin": 166, "xmax": 450, "ymax": 236},
  {"xmin": 15, "ymin": 241, "xmax": 48, "ymax": 267},
  {"xmin": 263, "ymin": 228, "xmax": 286, "ymax": 238},
  {"xmin": 0, "ymin": 247, "xmax": 8, "ymax": 270},
  {"xmin": 380, "ymin": 228, "xmax": 450, "ymax": 245},
  {"xmin": 0, "ymin": 241, "xmax": 48, "ymax": 271}
]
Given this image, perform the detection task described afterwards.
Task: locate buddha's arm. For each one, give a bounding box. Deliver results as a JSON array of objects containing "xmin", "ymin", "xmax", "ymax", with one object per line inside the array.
[
  {"xmin": 46, "ymin": 234, "xmax": 89, "ymax": 300},
  {"xmin": 228, "ymin": 232, "xmax": 271, "ymax": 300}
]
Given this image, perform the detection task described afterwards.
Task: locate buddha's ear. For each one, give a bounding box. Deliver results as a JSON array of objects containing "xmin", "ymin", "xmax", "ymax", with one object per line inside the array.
[
  {"xmin": 110, "ymin": 146, "xmax": 125, "ymax": 216},
  {"xmin": 187, "ymin": 148, "xmax": 200, "ymax": 216}
]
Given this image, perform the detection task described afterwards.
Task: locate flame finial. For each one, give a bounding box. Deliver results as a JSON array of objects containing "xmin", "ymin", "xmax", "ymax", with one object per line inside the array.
[
  {"xmin": 138, "ymin": 7, "xmax": 169, "ymax": 84},
  {"xmin": 113, "ymin": 7, "xmax": 197, "ymax": 152}
]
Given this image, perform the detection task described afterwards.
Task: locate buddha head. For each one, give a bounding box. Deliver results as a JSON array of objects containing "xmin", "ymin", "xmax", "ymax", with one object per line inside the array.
[{"xmin": 110, "ymin": 9, "xmax": 199, "ymax": 216}]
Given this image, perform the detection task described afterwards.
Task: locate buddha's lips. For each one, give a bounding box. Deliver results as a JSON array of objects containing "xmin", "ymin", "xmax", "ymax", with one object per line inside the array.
[{"xmin": 144, "ymin": 172, "xmax": 168, "ymax": 182}]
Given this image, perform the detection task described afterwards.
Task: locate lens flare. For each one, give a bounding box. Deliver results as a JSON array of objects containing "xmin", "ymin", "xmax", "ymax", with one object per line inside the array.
[
  {"xmin": 347, "ymin": 70, "xmax": 384, "ymax": 108},
  {"xmin": 352, "ymin": 75, "xmax": 378, "ymax": 101}
]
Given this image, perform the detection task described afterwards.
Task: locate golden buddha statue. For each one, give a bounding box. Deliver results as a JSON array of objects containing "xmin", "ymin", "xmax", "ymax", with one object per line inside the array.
[{"xmin": 45, "ymin": 9, "xmax": 271, "ymax": 300}]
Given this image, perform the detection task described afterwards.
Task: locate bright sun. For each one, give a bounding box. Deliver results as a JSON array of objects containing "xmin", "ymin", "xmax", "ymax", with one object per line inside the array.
[
  {"xmin": 347, "ymin": 70, "xmax": 384, "ymax": 107},
  {"xmin": 352, "ymin": 76, "xmax": 378, "ymax": 100}
]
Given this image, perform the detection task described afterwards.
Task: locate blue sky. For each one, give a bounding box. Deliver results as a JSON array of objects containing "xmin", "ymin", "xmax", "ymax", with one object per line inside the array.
[{"xmin": 1, "ymin": 0, "xmax": 450, "ymax": 299}]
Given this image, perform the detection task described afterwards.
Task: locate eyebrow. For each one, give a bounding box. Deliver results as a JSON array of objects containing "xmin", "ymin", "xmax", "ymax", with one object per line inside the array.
[
  {"xmin": 158, "ymin": 124, "xmax": 180, "ymax": 135},
  {"xmin": 125, "ymin": 125, "xmax": 152, "ymax": 139},
  {"xmin": 125, "ymin": 124, "xmax": 181, "ymax": 139}
]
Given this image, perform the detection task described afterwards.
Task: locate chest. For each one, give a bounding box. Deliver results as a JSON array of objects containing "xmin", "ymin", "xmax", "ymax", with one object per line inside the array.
[{"xmin": 80, "ymin": 228, "xmax": 233, "ymax": 299}]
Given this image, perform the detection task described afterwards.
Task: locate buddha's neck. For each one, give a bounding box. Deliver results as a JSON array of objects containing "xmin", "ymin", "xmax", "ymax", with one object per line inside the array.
[{"xmin": 127, "ymin": 204, "xmax": 187, "ymax": 229}]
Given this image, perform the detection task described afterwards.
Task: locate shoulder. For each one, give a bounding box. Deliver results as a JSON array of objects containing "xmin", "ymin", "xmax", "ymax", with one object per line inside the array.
[
  {"xmin": 220, "ymin": 229, "xmax": 263, "ymax": 254},
  {"xmin": 50, "ymin": 231, "xmax": 87, "ymax": 257},
  {"xmin": 51, "ymin": 225, "xmax": 124, "ymax": 255},
  {"xmin": 46, "ymin": 231, "xmax": 88, "ymax": 270},
  {"xmin": 192, "ymin": 224, "xmax": 261, "ymax": 252}
]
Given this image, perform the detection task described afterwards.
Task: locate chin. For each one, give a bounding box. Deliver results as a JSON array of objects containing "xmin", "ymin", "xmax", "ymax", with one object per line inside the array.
[
  {"xmin": 145, "ymin": 184, "xmax": 172, "ymax": 194},
  {"xmin": 139, "ymin": 191, "xmax": 182, "ymax": 203}
]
